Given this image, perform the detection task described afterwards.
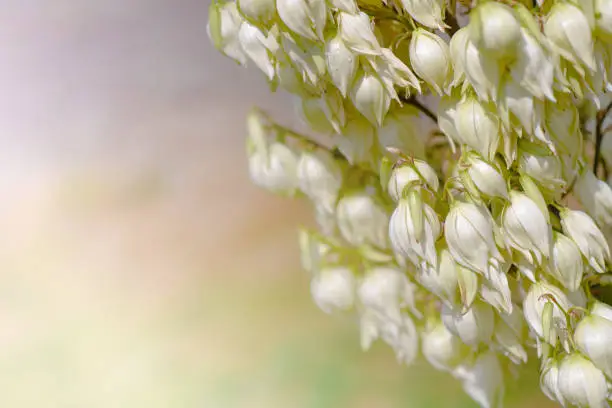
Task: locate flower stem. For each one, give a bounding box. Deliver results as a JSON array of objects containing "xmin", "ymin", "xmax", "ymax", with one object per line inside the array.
[{"xmin": 401, "ymin": 95, "xmax": 438, "ymax": 124}]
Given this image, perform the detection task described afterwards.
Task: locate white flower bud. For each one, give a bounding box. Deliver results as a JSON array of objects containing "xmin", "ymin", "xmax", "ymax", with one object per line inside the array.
[
  {"xmin": 325, "ymin": 34, "xmax": 358, "ymax": 98},
  {"xmin": 544, "ymin": 96, "xmax": 581, "ymax": 156},
  {"xmin": 461, "ymin": 35, "xmax": 501, "ymax": 102},
  {"xmin": 358, "ymin": 267, "xmax": 419, "ymax": 323},
  {"xmin": 523, "ymin": 281, "xmax": 572, "ymax": 344},
  {"xmin": 297, "ymin": 149, "xmax": 343, "ymax": 212},
  {"xmin": 540, "ymin": 360, "xmax": 565, "ymax": 406},
  {"xmin": 298, "ymin": 229, "xmax": 331, "ymax": 274},
  {"xmin": 456, "ymin": 264, "xmax": 480, "ymax": 311},
  {"xmin": 592, "ymin": 301, "xmax": 612, "ymax": 321},
  {"xmin": 350, "ymin": 71, "xmax": 391, "ymax": 126},
  {"xmin": 334, "ymin": 116, "xmax": 375, "ymax": 166},
  {"xmin": 337, "ymin": 191, "xmax": 389, "ymax": 249},
  {"xmin": 502, "ymin": 191, "xmax": 552, "ymax": 264},
  {"xmin": 276, "ymin": 0, "xmax": 326, "ymax": 41},
  {"xmin": 449, "ymin": 27, "xmax": 468, "ymax": 87},
  {"xmin": 237, "ymin": 0, "xmax": 275, "ymax": 25},
  {"xmin": 338, "ymin": 12, "xmax": 382, "ymax": 55},
  {"xmin": 387, "ymin": 161, "xmax": 439, "ymax": 202},
  {"xmin": 238, "ymin": 22, "xmax": 276, "ymax": 79},
  {"xmin": 469, "ymin": 2, "xmax": 521, "ymax": 59},
  {"xmin": 311, "ymin": 266, "xmax": 356, "ymax": 313},
  {"xmin": 455, "ymin": 97, "xmax": 500, "ymax": 161},
  {"xmin": 574, "ymin": 314, "xmax": 612, "ymax": 379},
  {"xmin": 399, "ymin": 0, "xmax": 445, "ymax": 29},
  {"xmin": 377, "ymin": 108, "xmax": 426, "ymax": 159},
  {"xmin": 418, "ymin": 248, "xmax": 458, "ymax": 306},
  {"xmin": 561, "ymin": 209, "xmax": 610, "ymax": 274},
  {"xmin": 518, "ymin": 149, "xmax": 564, "ymax": 191},
  {"xmin": 409, "ymin": 29, "xmax": 452, "ymax": 94},
  {"xmin": 422, "ymin": 319, "xmax": 465, "ymax": 372},
  {"xmin": 494, "ymin": 308, "xmax": 527, "ymax": 364},
  {"xmin": 299, "ymin": 96, "xmax": 334, "ymax": 134},
  {"xmin": 545, "ymin": 3, "xmax": 596, "ymax": 70},
  {"xmin": 574, "ymin": 170, "xmax": 612, "ymax": 226},
  {"xmin": 549, "ymin": 232, "xmax": 584, "ymax": 292},
  {"xmin": 441, "ymin": 301, "xmax": 495, "ymax": 347},
  {"xmin": 558, "ymin": 353, "xmax": 609, "ymax": 408},
  {"xmin": 444, "ymin": 201, "xmax": 501, "ymax": 276},
  {"xmin": 464, "ymin": 154, "xmax": 508, "ymax": 199},
  {"xmin": 208, "ymin": 1, "xmax": 248, "ymax": 65},
  {"xmin": 455, "ymin": 352, "xmax": 504, "ymax": 408},
  {"xmin": 511, "ymin": 29, "xmax": 555, "ymax": 100},
  {"xmin": 389, "ymin": 195, "xmax": 438, "ymax": 268},
  {"xmin": 248, "ymin": 141, "xmax": 299, "ymax": 194},
  {"xmin": 480, "ymin": 261, "xmax": 512, "ymax": 315},
  {"xmin": 360, "ymin": 310, "xmax": 419, "ymax": 365},
  {"xmin": 378, "ymin": 48, "xmax": 422, "ymax": 93},
  {"xmin": 328, "ymin": 0, "xmax": 358, "ymax": 13},
  {"xmin": 596, "ymin": 0, "xmax": 612, "ymax": 40},
  {"xmin": 437, "ymin": 92, "xmax": 460, "ymax": 150},
  {"xmin": 280, "ymin": 34, "xmax": 324, "ymax": 92}
]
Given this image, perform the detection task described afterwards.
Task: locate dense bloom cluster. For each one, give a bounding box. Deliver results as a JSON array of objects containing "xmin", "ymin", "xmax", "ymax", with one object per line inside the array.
[{"xmin": 208, "ymin": 0, "xmax": 612, "ymax": 406}]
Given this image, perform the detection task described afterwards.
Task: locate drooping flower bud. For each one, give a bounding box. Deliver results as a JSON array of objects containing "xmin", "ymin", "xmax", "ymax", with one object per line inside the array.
[
  {"xmin": 238, "ymin": 21, "xmax": 276, "ymax": 79},
  {"xmin": 208, "ymin": 1, "xmax": 248, "ymax": 65},
  {"xmin": 463, "ymin": 153, "xmax": 508, "ymax": 199},
  {"xmin": 444, "ymin": 201, "xmax": 502, "ymax": 275},
  {"xmin": 337, "ymin": 190, "xmax": 389, "ymax": 249},
  {"xmin": 325, "ymin": 34, "xmax": 358, "ymax": 98},
  {"xmin": 511, "ymin": 29, "xmax": 555, "ymax": 101},
  {"xmin": 276, "ymin": 0, "xmax": 326, "ymax": 41},
  {"xmin": 455, "ymin": 351, "xmax": 505, "ymax": 408},
  {"xmin": 540, "ymin": 360, "xmax": 565, "ymax": 406},
  {"xmin": 494, "ymin": 307, "xmax": 527, "ymax": 364},
  {"xmin": 237, "ymin": 0, "xmax": 276, "ymax": 25},
  {"xmin": 358, "ymin": 267, "xmax": 419, "ymax": 323},
  {"xmin": 399, "ymin": 0, "xmax": 445, "ymax": 30},
  {"xmin": 299, "ymin": 96, "xmax": 335, "ymax": 134},
  {"xmin": 455, "ymin": 97, "xmax": 500, "ymax": 161},
  {"xmin": 560, "ymin": 209, "xmax": 610, "ymax": 274},
  {"xmin": 574, "ymin": 313, "xmax": 612, "ymax": 378},
  {"xmin": 248, "ymin": 141, "xmax": 299, "ymax": 194},
  {"xmin": 387, "ymin": 160, "xmax": 439, "ymax": 201},
  {"xmin": 469, "ymin": 2, "xmax": 521, "ymax": 59},
  {"xmin": 409, "ymin": 29, "xmax": 452, "ymax": 94},
  {"xmin": 437, "ymin": 92, "xmax": 460, "ymax": 150},
  {"xmin": 311, "ymin": 266, "xmax": 356, "ymax": 313},
  {"xmin": 422, "ymin": 319, "xmax": 466, "ymax": 372},
  {"xmin": 328, "ymin": 0, "xmax": 358, "ymax": 13},
  {"xmin": 460, "ymin": 35, "xmax": 502, "ymax": 102},
  {"xmin": 544, "ymin": 95, "xmax": 581, "ymax": 156},
  {"xmin": 297, "ymin": 149, "xmax": 343, "ymax": 212},
  {"xmin": 549, "ymin": 232, "xmax": 584, "ymax": 292},
  {"xmin": 518, "ymin": 147, "xmax": 564, "ymax": 191},
  {"xmin": 418, "ymin": 248, "xmax": 458, "ymax": 307},
  {"xmin": 441, "ymin": 301, "xmax": 495, "ymax": 347},
  {"xmin": 337, "ymin": 11, "xmax": 382, "ymax": 55},
  {"xmin": 523, "ymin": 281, "xmax": 572, "ymax": 345},
  {"xmin": 360, "ymin": 310, "xmax": 419, "ymax": 365},
  {"xmin": 592, "ymin": 301, "xmax": 612, "ymax": 321},
  {"xmin": 298, "ymin": 228, "xmax": 331, "ymax": 274},
  {"xmin": 574, "ymin": 169, "xmax": 612, "ymax": 226},
  {"xmin": 558, "ymin": 353, "xmax": 609, "ymax": 408},
  {"xmin": 350, "ymin": 71, "xmax": 391, "ymax": 126},
  {"xmin": 502, "ymin": 191, "xmax": 552, "ymax": 264},
  {"xmin": 544, "ymin": 3, "xmax": 596, "ymax": 70},
  {"xmin": 456, "ymin": 264, "xmax": 480, "ymax": 311}
]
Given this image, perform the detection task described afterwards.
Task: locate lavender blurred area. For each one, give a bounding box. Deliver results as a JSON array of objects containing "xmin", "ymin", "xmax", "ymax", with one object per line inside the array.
[{"xmin": 0, "ymin": 2, "xmax": 553, "ymax": 407}]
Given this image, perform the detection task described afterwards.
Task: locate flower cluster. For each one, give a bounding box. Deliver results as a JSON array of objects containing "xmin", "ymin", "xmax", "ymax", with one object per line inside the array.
[{"xmin": 209, "ymin": 0, "xmax": 612, "ymax": 406}]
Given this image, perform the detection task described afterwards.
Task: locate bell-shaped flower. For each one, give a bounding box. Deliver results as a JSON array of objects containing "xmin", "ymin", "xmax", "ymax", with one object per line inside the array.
[
  {"xmin": 248, "ymin": 141, "xmax": 299, "ymax": 194},
  {"xmin": 502, "ymin": 191, "xmax": 552, "ymax": 264},
  {"xmin": 280, "ymin": 33, "xmax": 324, "ymax": 92},
  {"xmin": 337, "ymin": 11, "xmax": 382, "ymax": 55},
  {"xmin": 469, "ymin": 2, "xmax": 521, "ymax": 59},
  {"xmin": 494, "ymin": 307, "xmax": 527, "ymax": 364},
  {"xmin": 409, "ymin": 29, "xmax": 452, "ymax": 94},
  {"xmin": 328, "ymin": 0, "xmax": 357, "ymax": 13},
  {"xmin": 480, "ymin": 261, "xmax": 512, "ymax": 315},
  {"xmin": 523, "ymin": 281, "xmax": 572, "ymax": 345},
  {"xmin": 311, "ymin": 266, "xmax": 356, "ymax": 313},
  {"xmin": 422, "ymin": 318, "xmax": 466, "ymax": 372},
  {"xmin": 518, "ymin": 148, "xmax": 564, "ymax": 191},
  {"xmin": 574, "ymin": 313, "xmax": 612, "ymax": 379},
  {"xmin": 333, "ymin": 116, "xmax": 376, "ymax": 166},
  {"xmin": 441, "ymin": 301, "xmax": 495, "ymax": 347},
  {"xmin": 456, "ymin": 264, "xmax": 480, "ymax": 311},
  {"xmin": 337, "ymin": 190, "xmax": 389, "ymax": 249},
  {"xmin": 437, "ymin": 92, "xmax": 461, "ymax": 150},
  {"xmin": 455, "ymin": 351, "xmax": 505, "ymax": 408},
  {"xmin": 377, "ymin": 108, "xmax": 425, "ymax": 159},
  {"xmin": 297, "ymin": 149, "xmax": 343, "ymax": 212},
  {"xmin": 540, "ymin": 359, "xmax": 565, "ymax": 406},
  {"xmin": 358, "ymin": 267, "xmax": 420, "ymax": 324},
  {"xmin": 399, "ymin": 0, "xmax": 445, "ymax": 30},
  {"xmin": 544, "ymin": 95, "xmax": 581, "ymax": 156},
  {"xmin": 389, "ymin": 192, "xmax": 439, "ymax": 268},
  {"xmin": 596, "ymin": 0, "xmax": 612, "ymax": 41},
  {"xmin": 510, "ymin": 28, "xmax": 555, "ymax": 101},
  {"xmin": 238, "ymin": 21, "xmax": 276, "ymax": 79},
  {"xmin": 360, "ymin": 310, "xmax": 419, "ymax": 365},
  {"xmin": 350, "ymin": 71, "xmax": 391, "ymax": 126},
  {"xmin": 325, "ymin": 34, "xmax": 358, "ymax": 97},
  {"xmin": 574, "ymin": 169, "xmax": 612, "ymax": 226},
  {"xmin": 387, "ymin": 160, "xmax": 439, "ymax": 202},
  {"xmin": 237, "ymin": 0, "xmax": 275, "ymax": 25},
  {"xmin": 445, "ymin": 201, "xmax": 502, "ymax": 276},
  {"xmin": 460, "ymin": 34, "xmax": 501, "ymax": 102},
  {"xmin": 276, "ymin": 0, "xmax": 326, "ymax": 41},
  {"xmin": 592, "ymin": 301, "xmax": 612, "ymax": 321},
  {"xmin": 544, "ymin": 3, "xmax": 596, "ymax": 70},
  {"xmin": 558, "ymin": 353, "xmax": 609, "ymax": 408},
  {"xmin": 449, "ymin": 27, "xmax": 468, "ymax": 88},
  {"xmin": 560, "ymin": 208, "xmax": 610, "ymax": 274},
  {"xmin": 418, "ymin": 248, "xmax": 458, "ymax": 307},
  {"xmin": 499, "ymin": 79, "xmax": 536, "ymax": 136},
  {"xmin": 455, "ymin": 96, "xmax": 500, "ymax": 161},
  {"xmin": 299, "ymin": 96, "xmax": 335, "ymax": 134},
  {"xmin": 462, "ymin": 153, "xmax": 508, "ymax": 199},
  {"xmin": 208, "ymin": 1, "xmax": 248, "ymax": 65},
  {"xmin": 549, "ymin": 232, "xmax": 584, "ymax": 292},
  {"xmin": 298, "ymin": 228, "xmax": 332, "ymax": 274}
]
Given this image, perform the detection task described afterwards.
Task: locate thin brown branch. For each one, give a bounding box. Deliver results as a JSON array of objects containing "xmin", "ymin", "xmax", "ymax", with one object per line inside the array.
[
  {"xmin": 401, "ymin": 95, "xmax": 438, "ymax": 124},
  {"xmin": 593, "ymin": 100, "xmax": 612, "ymax": 176}
]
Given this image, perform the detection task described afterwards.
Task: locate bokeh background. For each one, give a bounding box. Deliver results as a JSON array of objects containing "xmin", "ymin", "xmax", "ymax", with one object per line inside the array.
[{"xmin": 0, "ymin": 1, "xmax": 554, "ymax": 407}]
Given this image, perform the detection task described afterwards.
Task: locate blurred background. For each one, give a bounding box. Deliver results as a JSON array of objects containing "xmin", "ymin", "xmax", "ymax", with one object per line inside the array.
[{"xmin": 0, "ymin": 1, "xmax": 553, "ymax": 407}]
